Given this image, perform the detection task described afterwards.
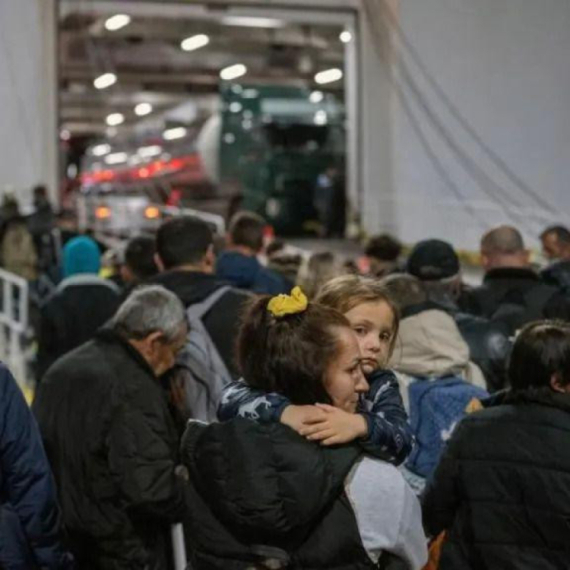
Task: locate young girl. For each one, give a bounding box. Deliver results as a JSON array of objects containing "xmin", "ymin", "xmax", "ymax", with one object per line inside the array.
[{"xmin": 219, "ymin": 275, "xmax": 413, "ymax": 465}]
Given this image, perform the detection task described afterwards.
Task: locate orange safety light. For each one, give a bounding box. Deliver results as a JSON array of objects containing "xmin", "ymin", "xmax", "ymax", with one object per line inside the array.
[
  {"xmin": 144, "ymin": 206, "xmax": 161, "ymax": 220},
  {"xmin": 95, "ymin": 206, "xmax": 112, "ymax": 220}
]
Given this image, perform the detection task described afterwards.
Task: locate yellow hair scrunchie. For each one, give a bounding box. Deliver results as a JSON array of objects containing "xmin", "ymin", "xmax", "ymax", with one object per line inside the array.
[{"xmin": 267, "ymin": 286, "xmax": 308, "ymax": 318}]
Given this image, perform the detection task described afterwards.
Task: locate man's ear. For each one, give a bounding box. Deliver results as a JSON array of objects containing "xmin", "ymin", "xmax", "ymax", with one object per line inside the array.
[
  {"xmin": 120, "ymin": 265, "xmax": 134, "ymax": 284},
  {"xmin": 521, "ymin": 250, "xmax": 531, "ymax": 265},
  {"xmin": 550, "ymin": 373, "xmax": 568, "ymax": 394},
  {"xmin": 154, "ymin": 253, "xmax": 166, "ymax": 273},
  {"xmin": 204, "ymin": 244, "xmax": 216, "ymax": 268}
]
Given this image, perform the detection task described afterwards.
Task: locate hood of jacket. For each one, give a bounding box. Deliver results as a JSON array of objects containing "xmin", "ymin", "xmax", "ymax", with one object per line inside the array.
[
  {"xmin": 149, "ymin": 270, "xmax": 231, "ymax": 307},
  {"xmin": 216, "ymin": 251, "xmax": 262, "ymax": 289},
  {"xmin": 181, "ymin": 418, "xmax": 359, "ymax": 544},
  {"xmin": 391, "ymin": 308, "xmax": 472, "ymax": 378}
]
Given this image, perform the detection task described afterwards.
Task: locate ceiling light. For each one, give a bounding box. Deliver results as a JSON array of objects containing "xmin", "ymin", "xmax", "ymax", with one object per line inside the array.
[
  {"xmin": 340, "ymin": 31, "xmax": 353, "ymax": 44},
  {"xmin": 163, "ymin": 127, "xmax": 187, "ymax": 141},
  {"xmin": 134, "ymin": 103, "xmax": 153, "ymax": 117},
  {"xmin": 105, "ymin": 14, "xmax": 131, "ymax": 32},
  {"xmin": 181, "ymin": 34, "xmax": 210, "ymax": 52},
  {"xmin": 309, "ymin": 91, "xmax": 324, "ymax": 104},
  {"xmin": 94, "ymin": 73, "xmax": 117, "ymax": 90},
  {"xmin": 229, "ymin": 102, "xmax": 243, "ymax": 113},
  {"xmin": 222, "ymin": 16, "xmax": 283, "ymax": 28},
  {"xmin": 242, "ymin": 89, "xmax": 259, "ymax": 99},
  {"xmin": 220, "ymin": 64, "xmax": 247, "ymax": 81},
  {"xmin": 92, "ymin": 143, "xmax": 111, "ymax": 157},
  {"xmin": 138, "ymin": 145, "xmax": 162, "ymax": 158},
  {"xmin": 314, "ymin": 110, "xmax": 328, "ymax": 126},
  {"xmin": 105, "ymin": 152, "xmax": 128, "ymax": 165},
  {"xmin": 106, "ymin": 113, "xmax": 124, "ymax": 126},
  {"xmin": 315, "ymin": 68, "xmax": 343, "ymax": 85}
]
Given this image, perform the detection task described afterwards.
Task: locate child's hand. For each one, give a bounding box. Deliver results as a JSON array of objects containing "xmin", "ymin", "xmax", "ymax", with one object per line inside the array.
[
  {"xmin": 281, "ymin": 405, "xmax": 327, "ymax": 434},
  {"xmin": 299, "ymin": 404, "xmax": 368, "ymax": 446}
]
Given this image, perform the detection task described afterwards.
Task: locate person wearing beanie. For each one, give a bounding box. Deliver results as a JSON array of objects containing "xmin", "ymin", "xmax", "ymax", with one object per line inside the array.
[
  {"xmin": 406, "ymin": 239, "xmax": 511, "ymax": 392},
  {"xmin": 37, "ymin": 235, "xmax": 121, "ymax": 380}
]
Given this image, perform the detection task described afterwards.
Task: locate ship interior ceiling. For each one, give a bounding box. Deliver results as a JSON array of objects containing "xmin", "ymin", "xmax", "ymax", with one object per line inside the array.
[{"xmin": 58, "ymin": 1, "xmax": 354, "ymax": 235}]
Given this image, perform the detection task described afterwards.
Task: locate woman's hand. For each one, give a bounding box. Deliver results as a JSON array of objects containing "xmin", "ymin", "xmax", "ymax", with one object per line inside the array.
[
  {"xmin": 281, "ymin": 405, "xmax": 327, "ymax": 433},
  {"xmin": 299, "ymin": 404, "xmax": 368, "ymax": 446}
]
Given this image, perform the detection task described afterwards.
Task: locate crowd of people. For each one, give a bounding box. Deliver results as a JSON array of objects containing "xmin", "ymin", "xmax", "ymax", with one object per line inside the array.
[{"xmin": 2, "ymin": 207, "xmax": 570, "ymax": 570}]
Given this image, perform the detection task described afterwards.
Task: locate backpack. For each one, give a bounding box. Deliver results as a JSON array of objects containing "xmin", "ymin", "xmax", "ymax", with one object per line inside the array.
[
  {"xmin": 405, "ymin": 377, "xmax": 488, "ymax": 479},
  {"xmin": 173, "ymin": 286, "xmax": 233, "ymax": 423},
  {"xmin": 481, "ymin": 286, "xmax": 556, "ymax": 337}
]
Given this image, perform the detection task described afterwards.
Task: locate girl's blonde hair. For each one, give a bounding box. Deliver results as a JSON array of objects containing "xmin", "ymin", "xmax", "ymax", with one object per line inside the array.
[{"xmin": 315, "ymin": 274, "xmax": 400, "ymax": 353}]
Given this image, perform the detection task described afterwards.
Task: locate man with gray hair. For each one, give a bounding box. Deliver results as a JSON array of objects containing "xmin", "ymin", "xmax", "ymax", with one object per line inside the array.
[
  {"xmin": 33, "ymin": 286, "xmax": 190, "ymax": 570},
  {"xmin": 460, "ymin": 225, "xmax": 570, "ymax": 335}
]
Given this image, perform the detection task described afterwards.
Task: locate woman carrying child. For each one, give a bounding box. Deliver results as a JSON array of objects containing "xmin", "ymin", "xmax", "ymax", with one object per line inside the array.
[
  {"xmin": 181, "ymin": 287, "xmax": 426, "ymax": 569},
  {"xmin": 219, "ymin": 275, "xmax": 413, "ymax": 466}
]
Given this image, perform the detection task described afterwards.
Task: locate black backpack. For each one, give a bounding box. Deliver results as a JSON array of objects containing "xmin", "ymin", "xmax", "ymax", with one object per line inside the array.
[{"xmin": 483, "ymin": 285, "xmax": 557, "ymax": 336}]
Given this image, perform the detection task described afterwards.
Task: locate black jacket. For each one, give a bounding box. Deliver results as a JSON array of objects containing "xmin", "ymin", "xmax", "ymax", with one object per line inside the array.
[
  {"xmin": 33, "ymin": 330, "xmax": 189, "ymax": 570},
  {"xmin": 541, "ymin": 260, "xmax": 570, "ymax": 295},
  {"xmin": 37, "ymin": 275, "xmax": 121, "ymax": 379},
  {"xmin": 422, "ymin": 388, "xmax": 570, "ymax": 569},
  {"xmin": 180, "ymin": 419, "xmax": 377, "ymax": 570},
  {"xmin": 150, "ymin": 271, "xmax": 251, "ymax": 378},
  {"xmin": 459, "ymin": 267, "xmax": 570, "ymax": 334}
]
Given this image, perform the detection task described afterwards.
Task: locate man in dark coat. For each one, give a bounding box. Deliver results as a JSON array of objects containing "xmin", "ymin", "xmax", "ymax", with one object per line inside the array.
[
  {"xmin": 151, "ymin": 216, "xmax": 251, "ymax": 378},
  {"xmin": 423, "ymin": 320, "xmax": 570, "ymax": 569},
  {"xmin": 33, "ymin": 286, "xmax": 190, "ymax": 570},
  {"xmin": 459, "ymin": 225, "xmax": 570, "ymax": 335},
  {"xmin": 0, "ymin": 364, "xmax": 71, "ymax": 569},
  {"xmin": 37, "ymin": 236, "xmax": 121, "ymax": 379}
]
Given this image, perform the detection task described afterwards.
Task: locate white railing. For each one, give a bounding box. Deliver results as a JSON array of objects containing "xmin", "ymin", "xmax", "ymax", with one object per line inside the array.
[{"xmin": 0, "ymin": 268, "xmax": 29, "ymax": 390}]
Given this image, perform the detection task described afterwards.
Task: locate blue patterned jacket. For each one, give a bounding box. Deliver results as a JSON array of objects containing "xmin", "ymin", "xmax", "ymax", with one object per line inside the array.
[{"xmin": 218, "ymin": 369, "xmax": 413, "ymax": 465}]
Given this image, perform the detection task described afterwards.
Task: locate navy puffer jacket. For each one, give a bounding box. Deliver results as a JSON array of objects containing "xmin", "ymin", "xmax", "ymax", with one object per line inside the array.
[{"xmin": 0, "ymin": 364, "xmax": 71, "ymax": 569}]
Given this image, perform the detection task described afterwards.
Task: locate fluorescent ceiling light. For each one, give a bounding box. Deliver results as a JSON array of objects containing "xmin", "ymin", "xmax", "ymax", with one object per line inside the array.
[
  {"xmin": 105, "ymin": 152, "xmax": 128, "ymax": 165},
  {"xmin": 92, "ymin": 143, "xmax": 111, "ymax": 157},
  {"xmin": 242, "ymin": 89, "xmax": 259, "ymax": 99},
  {"xmin": 315, "ymin": 68, "xmax": 343, "ymax": 85},
  {"xmin": 309, "ymin": 91, "xmax": 324, "ymax": 104},
  {"xmin": 229, "ymin": 102, "xmax": 243, "ymax": 113},
  {"xmin": 106, "ymin": 113, "xmax": 124, "ymax": 127},
  {"xmin": 94, "ymin": 73, "xmax": 117, "ymax": 90},
  {"xmin": 220, "ymin": 64, "xmax": 247, "ymax": 81},
  {"xmin": 138, "ymin": 145, "xmax": 162, "ymax": 158},
  {"xmin": 105, "ymin": 14, "xmax": 131, "ymax": 32},
  {"xmin": 314, "ymin": 110, "xmax": 328, "ymax": 126},
  {"xmin": 134, "ymin": 102, "xmax": 153, "ymax": 116},
  {"xmin": 222, "ymin": 16, "xmax": 283, "ymax": 28},
  {"xmin": 340, "ymin": 31, "xmax": 353, "ymax": 44},
  {"xmin": 181, "ymin": 34, "xmax": 210, "ymax": 52},
  {"xmin": 163, "ymin": 127, "xmax": 187, "ymax": 141}
]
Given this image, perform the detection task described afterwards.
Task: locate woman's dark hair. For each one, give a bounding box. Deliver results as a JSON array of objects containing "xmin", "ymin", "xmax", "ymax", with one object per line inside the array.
[
  {"xmin": 508, "ymin": 320, "xmax": 570, "ymax": 391},
  {"xmin": 237, "ymin": 297, "xmax": 351, "ymax": 405}
]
